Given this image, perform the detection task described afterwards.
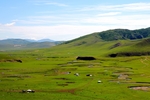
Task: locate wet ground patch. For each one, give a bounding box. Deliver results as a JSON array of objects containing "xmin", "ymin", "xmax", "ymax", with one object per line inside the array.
[{"xmin": 57, "ymin": 84, "xmax": 68, "ymax": 86}]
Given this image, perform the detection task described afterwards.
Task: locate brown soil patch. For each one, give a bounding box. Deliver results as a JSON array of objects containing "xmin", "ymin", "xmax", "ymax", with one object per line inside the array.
[
  {"xmin": 58, "ymin": 88, "xmax": 76, "ymax": 94},
  {"xmin": 128, "ymin": 86, "xmax": 150, "ymax": 91},
  {"xmin": 118, "ymin": 74, "xmax": 129, "ymax": 80}
]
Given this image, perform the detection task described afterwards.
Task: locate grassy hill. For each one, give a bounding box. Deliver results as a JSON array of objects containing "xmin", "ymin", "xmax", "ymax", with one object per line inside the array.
[
  {"xmin": 65, "ymin": 27, "xmax": 150, "ymax": 43},
  {"xmin": 46, "ymin": 27, "xmax": 150, "ymax": 57}
]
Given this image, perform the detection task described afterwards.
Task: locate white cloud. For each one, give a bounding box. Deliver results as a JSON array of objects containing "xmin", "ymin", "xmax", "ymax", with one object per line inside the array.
[
  {"xmin": 16, "ymin": 15, "xmax": 81, "ymax": 25},
  {"xmin": 83, "ymin": 14, "xmax": 150, "ymax": 26},
  {"xmin": 1, "ymin": 23, "xmax": 149, "ymax": 40},
  {"xmin": 0, "ymin": 25, "xmax": 109, "ymax": 40},
  {"xmin": 4, "ymin": 22, "xmax": 16, "ymax": 26},
  {"xmin": 119, "ymin": 3, "xmax": 150, "ymax": 11},
  {"xmin": 16, "ymin": 2, "xmax": 150, "ymax": 26},
  {"xmin": 32, "ymin": 0, "xmax": 68, "ymax": 7},
  {"xmin": 45, "ymin": 2, "xmax": 68, "ymax": 7},
  {"xmin": 1, "ymin": 2, "xmax": 150, "ymax": 40},
  {"xmin": 97, "ymin": 12, "xmax": 121, "ymax": 16},
  {"xmin": 80, "ymin": 3, "xmax": 150, "ymax": 12}
]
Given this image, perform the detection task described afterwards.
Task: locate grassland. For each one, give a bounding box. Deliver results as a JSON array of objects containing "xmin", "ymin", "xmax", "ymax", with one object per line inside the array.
[
  {"xmin": 0, "ymin": 48, "xmax": 150, "ymax": 100},
  {"xmin": 1, "ymin": 28, "xmax": 150, "ymax": 99}
]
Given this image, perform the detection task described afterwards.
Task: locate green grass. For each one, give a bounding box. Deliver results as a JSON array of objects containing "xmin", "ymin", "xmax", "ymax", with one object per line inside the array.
[
  {"xmin": 1, "ymin": 28, "xmax": 150, "ymax": 99},
  {"xmin": 1, "ymin": 36, "xmax": 150, "ymax": 100},
  {"xmin": 1, "ymin": 49, "xmax": 150, "ymax": 100}
]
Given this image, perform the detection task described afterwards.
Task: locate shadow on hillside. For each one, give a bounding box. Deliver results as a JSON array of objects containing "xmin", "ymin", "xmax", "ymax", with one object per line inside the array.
[{"xmin": 109, "ymin": 52, "xmax": 150, "ymax": 57}]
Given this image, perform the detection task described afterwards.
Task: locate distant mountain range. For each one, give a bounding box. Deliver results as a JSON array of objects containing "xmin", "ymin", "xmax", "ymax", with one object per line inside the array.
[
  {"xmin": 25, "ymin": 39, "xmax": 55, "ymax": 42},
  {"xmin": 0, "ymin": 39, "xmax": 64, "ymax": 50}
]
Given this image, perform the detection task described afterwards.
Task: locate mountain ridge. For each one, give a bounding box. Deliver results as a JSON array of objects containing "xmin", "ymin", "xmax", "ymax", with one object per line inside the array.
[
  {"xmin": 0, "ymin": 38, "xmax": 64, "ymax": 50},
  {"xmin": 64, "ymin": 27, "xmax": 150, "ymax": 45}
]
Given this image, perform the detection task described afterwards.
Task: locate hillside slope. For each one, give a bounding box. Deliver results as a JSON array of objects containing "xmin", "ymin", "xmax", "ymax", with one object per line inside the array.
[
  {"xmin": 47, "ymin": 27, "xmax": 150, "ymax": 57},
  {"xmin": 65, "ymin": 27, "xmax": 150, "ymax": 44}
]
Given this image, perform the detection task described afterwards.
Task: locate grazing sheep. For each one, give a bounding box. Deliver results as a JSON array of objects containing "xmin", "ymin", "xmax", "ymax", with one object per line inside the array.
[
  {"xmin": 27, "ymin": 89, "xmax": 32, "ymax": 93},
  {"xmin": 97, "ymin": 80, "xmax": 102, "ymax": 83},
  {"xmin": 86, "ymin": 74, "xmax": 92, "ymax": 77},
  {"xmin": 74, "ymin": 73, "xmax": 79, "ymax": 76},
  {"xmin": 22, "ymin": 89, "xmax": 35, "ymax": 93}
]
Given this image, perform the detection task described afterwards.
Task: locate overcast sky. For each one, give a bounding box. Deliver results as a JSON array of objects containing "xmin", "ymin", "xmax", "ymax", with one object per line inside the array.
[{"xmin": 0, "ymin": 0, "xmax": 150, "ymax": 40}]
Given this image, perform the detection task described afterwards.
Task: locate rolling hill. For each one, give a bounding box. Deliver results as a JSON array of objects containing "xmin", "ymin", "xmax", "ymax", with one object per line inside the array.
[
  {"xmin": 0, "ymin": 39, "xmax": 64, "ymax": 51},
  {"xmin": 48, "ymin": 27, "xmax": 150, "ymax": 57}
]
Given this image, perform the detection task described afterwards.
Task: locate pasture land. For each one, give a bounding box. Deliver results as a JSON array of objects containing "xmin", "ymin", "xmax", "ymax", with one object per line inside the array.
[{"xmin": 0, "ymin": 51, "xmax": 150, "ymax": 100}]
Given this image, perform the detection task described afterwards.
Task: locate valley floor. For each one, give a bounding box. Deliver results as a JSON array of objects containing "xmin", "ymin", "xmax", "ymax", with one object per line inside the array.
[{"xmin": 0, "ymin": 53, "xmax": 150, "ymax": 100}]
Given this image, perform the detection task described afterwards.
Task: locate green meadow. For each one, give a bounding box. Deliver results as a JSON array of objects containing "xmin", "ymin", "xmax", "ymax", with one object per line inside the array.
[
  {"xmin": 1, "ymin": 28, "xmax": 150, "ymax": 100},
  {"xmin": 0, "ymin": 48, "xmax": 150, "ymax": 100}
]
